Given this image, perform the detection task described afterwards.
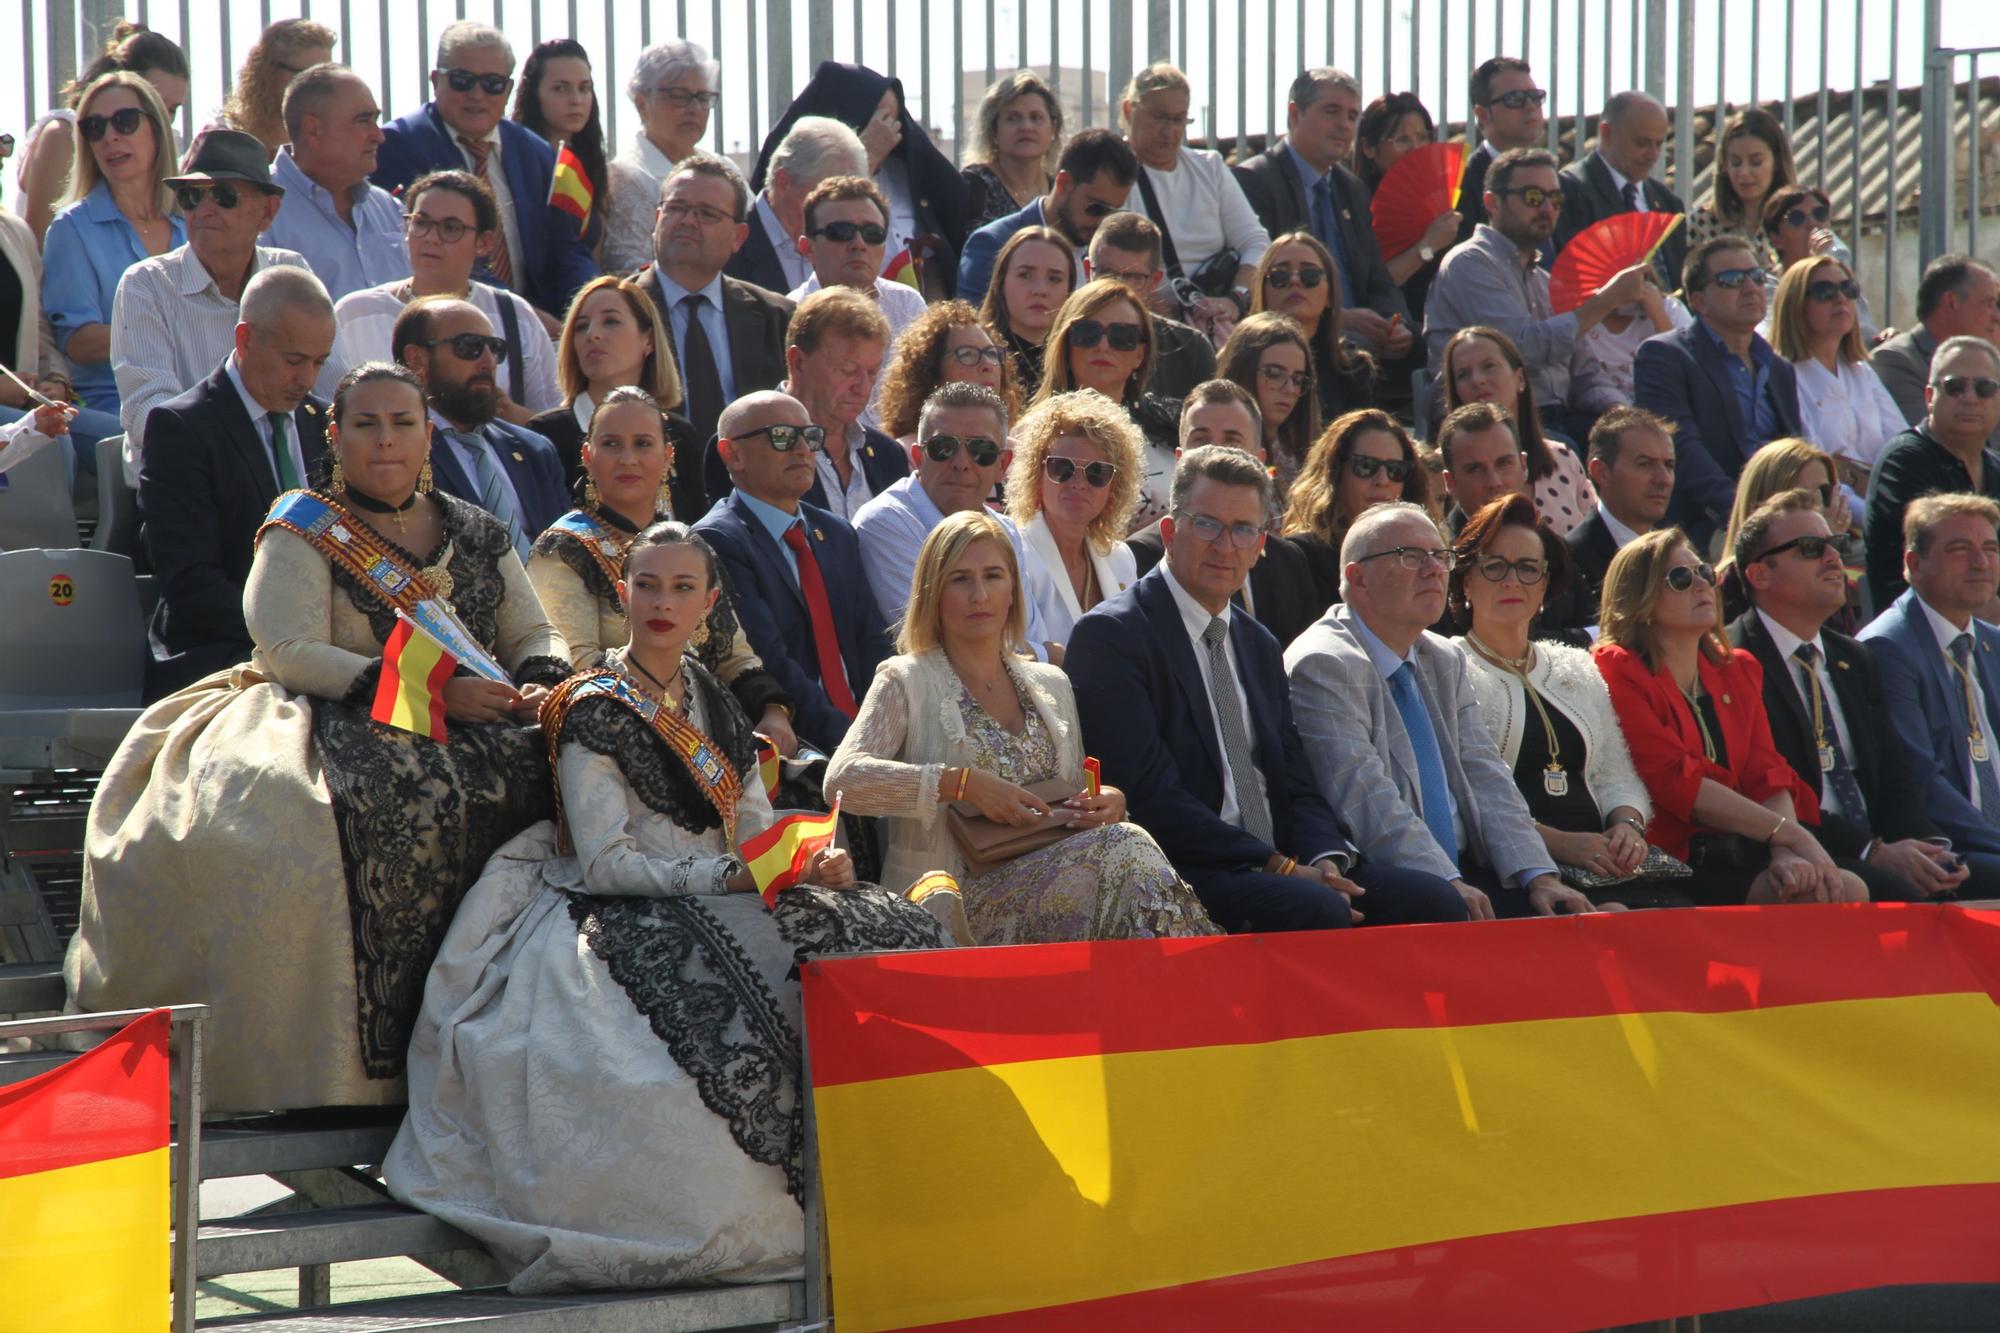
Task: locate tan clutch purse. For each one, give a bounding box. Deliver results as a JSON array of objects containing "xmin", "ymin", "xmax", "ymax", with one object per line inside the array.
[{"xmin": 943, "ymin": 778, "xmax": 1087, "ymax": 879}]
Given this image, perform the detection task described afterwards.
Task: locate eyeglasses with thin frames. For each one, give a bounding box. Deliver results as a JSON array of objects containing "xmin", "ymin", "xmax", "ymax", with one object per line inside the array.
[
  {"xmin": 1357, "ymin": 546, "xmax": 1456, "ymax": 571},
  {"xmin": 1174, "ymin": 509, "xmax": 1263, "ymax": 550}
]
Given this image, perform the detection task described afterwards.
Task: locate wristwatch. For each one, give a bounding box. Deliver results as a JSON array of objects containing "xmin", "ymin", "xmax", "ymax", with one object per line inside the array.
[{"xmin": 1417, "ymin": 244, "xmax": 1437, "ymax": 263}]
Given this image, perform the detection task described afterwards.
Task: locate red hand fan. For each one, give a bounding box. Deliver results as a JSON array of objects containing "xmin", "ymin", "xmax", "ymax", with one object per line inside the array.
[
  {"xmin": 1548, "ymin": 211, "xmax": 1686, "ymax": 313},
  {"xmin": 1370, "ymin": 142, "xmax": 1466, "ymax": 259}
]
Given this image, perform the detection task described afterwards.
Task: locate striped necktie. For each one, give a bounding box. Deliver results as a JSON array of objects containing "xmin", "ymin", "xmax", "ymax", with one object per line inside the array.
[
  {"xmin": 456, "ymin": 428, "xmax": 528, "ymax": 557},
  {"xmin": 457, "ymin": 135, "xmax": 515, "ymax": 289}
]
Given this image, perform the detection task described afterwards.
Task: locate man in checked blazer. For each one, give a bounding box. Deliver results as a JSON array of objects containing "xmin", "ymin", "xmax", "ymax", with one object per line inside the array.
[{"xmin": 1283, "ymin": 501, "xmax": 1595, "ymax": 919}]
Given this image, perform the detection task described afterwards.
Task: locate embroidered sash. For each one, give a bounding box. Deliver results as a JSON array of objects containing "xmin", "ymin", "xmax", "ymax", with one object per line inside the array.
[
  {"xmin": 258, "ymin": 490, "xmax": 437, "ymax": 615},
  {"xmin": 547, "ymin": 507, "xmax": 628, "ymax": 589},
  {"xmin": 543, "ymin": 668, "xmax": 746, "ymax": 848}
]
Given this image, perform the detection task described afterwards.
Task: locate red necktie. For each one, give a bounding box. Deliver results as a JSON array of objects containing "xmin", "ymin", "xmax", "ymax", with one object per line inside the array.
[
  {"xmin": 782, "ymin": 523, "xmax": 858, "ymax": 718},
  {"xmin": 457, "ymin": 135, "xmax": 515, "ymax": 289}
]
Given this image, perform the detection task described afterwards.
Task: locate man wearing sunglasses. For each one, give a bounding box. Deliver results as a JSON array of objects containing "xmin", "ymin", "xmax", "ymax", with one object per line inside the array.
[
  {"xmin": 111, "ymin": 129, "xmax": 309, "ymax": 485},
  {"xmin": 1232, "ymin": 68, "xmax": 1412, "ymax": 358},
  {"xmin": 1086, "ymin": 214, "xmax": 1216, "ymax": 399},
  {"xmin": 696, "ymin": 390, "xmax": 891, "ymax": 750},
  {"xmin": 1427, "ymin": 147, "xmax": 1651, "ymax": 442},
  {"xmin": 263, "ymin": 65, "xmax": 409, "ymax": 303},
  {"xmin": 1553, "ymin": 91, "xmax": 1688, "ymax": 290},
  {"xmin": 1730, "ymin": 490, "xmax": 1980, "ymax": 902},
  {"xmin": 853, "ymin": 382, "xmax": 1055, "ymax": 660},
  {"xmin": 786, "ymin": 176, "xmax": 928, "ymax": 414},
  {"xmin": 393, "ymin": 297, "xmax": 565, "ymax": 558},
  {"xmin": 1455, "ymin": 57, "xmax": 1546, "ymax": 240},
  {"xmin": 1871, "ymin": 254, "xmax": 2000, "ymax": 429},
  {"xmin": 1863, "ymin": 335, "xmax": 2000, "ymax": 610},
  {"xmin": 958, "ymin": 129, "xmax": 1138, "ymax": 306},
  {"xmin": 1860, "ymin": 494, "xmax": 2000, "ymax": 887},
  {"xmin": 1635, "ymin": 236, "xmax": 1804, "ymax": 544},
  {"xmin": 1286, "ymin": 502, "xmax": 1595, "ymax": 920},
  {"xmin": 374, "ymin": 22, "xmax": 599, "ymax": 328}
]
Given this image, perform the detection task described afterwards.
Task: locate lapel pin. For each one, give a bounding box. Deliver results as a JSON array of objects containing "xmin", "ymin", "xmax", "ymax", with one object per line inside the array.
[
  {"xmin": 512, "ymin": 451, "xmax": 524, "ymax": 461},
  {"xmin": 1836, "ymin": 660, "xmax": 1850, "ymax": 670},
  {"xmin": 813, "ymin": 527, "xmax": 824, "ymax": 541}
]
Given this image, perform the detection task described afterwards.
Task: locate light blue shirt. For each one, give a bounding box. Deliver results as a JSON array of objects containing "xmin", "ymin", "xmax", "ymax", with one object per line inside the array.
[
  {"xmin": 261, "ymin": 149, "xmax": 411, "ymax": 302},
  {"xmin": 654, "ymin": 268, "xmax": 736, "ymax": 404},
  {"xmin": 735, "ymin": 488, "xmax": 804, "ymax": 584},
  {"xmin": 41, "ymin": 181, "xmax": 187, "ymax": 410},
  {"xmin": 428, "ymin": 406, "xmax": 526, "ymax": 526}
]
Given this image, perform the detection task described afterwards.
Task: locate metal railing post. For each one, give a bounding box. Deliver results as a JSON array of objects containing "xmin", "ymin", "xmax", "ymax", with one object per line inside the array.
[
  {"xmin": 808, "ymin": 0, "xmax": 832, "ymax": 74},
  {"xmin": 1147, "ymin": 0, "xmax": 1171, "ymax": 65},
  {"xmin": 172, "ymin": 1009, "xmax": 205, "ymax": 1333},
  {"xmin": 1920, "ymin": 50, "xmax": 1954, "ymax": 266},
  {"xmin": 1673, "ymin": 0, "xmax": 1695, "ymax": 197},
  {"xmin": 768, "ymin": 0, "xmax": 794, "ymax": 143},
  {"xmin": 1109, "ymin": 0, "xmax": 1135, "ymax": 131}
]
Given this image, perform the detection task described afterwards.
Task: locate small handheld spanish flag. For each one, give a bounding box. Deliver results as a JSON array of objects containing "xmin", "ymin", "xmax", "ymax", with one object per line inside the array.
[
  {"xmin": 549, "ymin": 142, "xmax": 595, "ymax": 228},
  {"xmin": 755, "ymin": 733, "xmax": 783, "ymax": 800},
  {"xmin": 742, "ymin": 794, "xmax": 842, "ymax": 907},
  {"xmin": 883, "ymin": 246, "xmax": 920, "ymax": 290},
  {"xmin": 371, "ymin": 614, "xmax": 457, "ymax": 742}
]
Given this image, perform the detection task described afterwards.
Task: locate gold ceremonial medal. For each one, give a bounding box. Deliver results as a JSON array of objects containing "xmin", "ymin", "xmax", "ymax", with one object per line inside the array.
[
  {"xmin": 1818, "ymin": 743, "xmax": 1835, "ymax": 771},
  {"xmin": 1973, "ymin": 736, "xmax": 1990, "ymax": 764},
  {"xmin": 1543, "ymin": 765, "xmax": 1568, "ymax": 797}
]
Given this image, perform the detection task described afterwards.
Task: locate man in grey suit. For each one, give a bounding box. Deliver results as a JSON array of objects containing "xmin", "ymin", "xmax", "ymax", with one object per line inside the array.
[
  {"xmin": 1871, "ymin": 255, "xmax": 2000, "ymax": 427},
  {"xmin": 1283, "ymin": 501, "xmax": 1595, "ymax": 919}
]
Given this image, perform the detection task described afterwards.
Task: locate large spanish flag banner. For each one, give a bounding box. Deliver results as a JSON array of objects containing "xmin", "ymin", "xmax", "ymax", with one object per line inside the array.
[
  {"xmin": 0, "ymin": 1009, "xmax": 170, "ymax": 1330},
  {"xmin": 803, "ymin": 905, "xmax": 2000, "ymax": 1330}
]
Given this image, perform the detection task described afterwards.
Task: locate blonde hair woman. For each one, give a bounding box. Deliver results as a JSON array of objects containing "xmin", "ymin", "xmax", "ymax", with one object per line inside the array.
[
  {"xmin": 962, "ymin": 72, "xmax": 1063, "ymax": 226},
  {"xmin": 1007, "ymin": 389, "xmax": 1145, "ymax": 643},
  {"xmin": 220, "ymin": 18, "xmax": 337, "ymax": 156},
  {"xmin": 1716, "ymin": 436, "xmax": 1858, "ymax": 629},
  {"xmin": 1769, "ymin": 255, "xmax": 1905, "ymax": 477},
  {"xmin": 826, "ymin": 510, "xmax": 1216, "ymax": 943}
]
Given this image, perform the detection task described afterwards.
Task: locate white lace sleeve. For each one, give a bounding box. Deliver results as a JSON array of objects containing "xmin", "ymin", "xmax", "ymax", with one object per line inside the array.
[
  {"xmin": 824, "ymin": 669, "xmax": 945, "ymax": 827},
  {"xmin": 560, "ymin": 741, "xmax": 737, "ymax": 897}
]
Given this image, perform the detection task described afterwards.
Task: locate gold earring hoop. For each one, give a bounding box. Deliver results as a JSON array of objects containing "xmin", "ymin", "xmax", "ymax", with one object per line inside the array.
[
  {"xmin": 583, "ymin": 475, "xmax": 601, "ymax": 507},
  {"xmin": 417, "ymin": 461, "xmax": 433, "ymax": 494},
  {"xmin": 330, "ymin": 454, "xmax": 346, "ymax": 492},
  {"xmin": 688, "ymin": 618, "xmax": 713, "ymax": 655},
  {"xmin": 656, "ymin": 475, "xmax": 673, "ymax": 517}
]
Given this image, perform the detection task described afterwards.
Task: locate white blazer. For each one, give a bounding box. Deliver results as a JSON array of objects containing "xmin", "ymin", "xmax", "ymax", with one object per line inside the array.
[
  {"xmin": 1460, "ymin": 639, "xmax": 1653, "ymax": 822},
  {"xmin": 1021, "ymin": 511, "xmax": 1139, "ymax": 646}
]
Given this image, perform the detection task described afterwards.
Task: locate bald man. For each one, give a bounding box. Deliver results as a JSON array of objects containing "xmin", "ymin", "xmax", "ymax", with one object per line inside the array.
[
  {"xmin": 692, "ymin": 391, "xmax": 890, "ymax": 750},
  {"xmin": 1555, "ymin": 90, "xmax": 1688, "ymax": 286}
]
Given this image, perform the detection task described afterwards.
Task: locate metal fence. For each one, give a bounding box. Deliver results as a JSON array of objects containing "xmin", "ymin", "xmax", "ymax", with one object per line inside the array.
[{"xmin": 8, "ymin": 0, "xmax": 1982, "ymax": 320}]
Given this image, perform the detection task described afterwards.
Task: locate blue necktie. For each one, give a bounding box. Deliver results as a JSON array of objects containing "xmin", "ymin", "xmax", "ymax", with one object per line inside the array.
[
  {"xmin": 1309, "ymin": 177, "xmax": 1356, "ymax": 306},
  {"xmin": 458, "ymin": 429, "xmax": 528, "ymax": 558},
  {"xmin": 1389, "ymin": 662, "xmax": 1458, "ymax": 871}
]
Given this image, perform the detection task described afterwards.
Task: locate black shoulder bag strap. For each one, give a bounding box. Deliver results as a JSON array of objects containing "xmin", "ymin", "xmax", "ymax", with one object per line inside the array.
[
  {"xmin": 1133, "ymin": 167, "xmax": 1186, "ymax": 282},
  {"xmin": 495, "ymin": 293, "xmax": 527, "ymax": 406}
]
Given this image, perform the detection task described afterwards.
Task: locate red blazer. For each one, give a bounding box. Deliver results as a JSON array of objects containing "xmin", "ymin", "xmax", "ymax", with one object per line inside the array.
[{"xmin": 1593, "ymin": 642, "xmax": 1819, "ymax": 858}]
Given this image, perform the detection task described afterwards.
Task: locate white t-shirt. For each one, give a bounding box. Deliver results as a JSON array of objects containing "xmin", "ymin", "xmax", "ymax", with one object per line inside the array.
[{"xmin": 1126, "ymin": 147, "xmax": 1272, "ymax": 276}]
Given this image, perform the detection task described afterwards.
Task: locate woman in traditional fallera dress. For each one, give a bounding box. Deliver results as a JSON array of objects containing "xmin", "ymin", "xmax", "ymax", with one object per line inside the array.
[
  {"xmin": 385, "ymin": 522, "xmax": 952, "ymax": 1294},
  {"xmin": 527, "ymin": 385, "xmax": 799, "ymax": 754},
  {"xmin": 65, "ymin": 362, "xmax": 571, "ymax": 1113}
]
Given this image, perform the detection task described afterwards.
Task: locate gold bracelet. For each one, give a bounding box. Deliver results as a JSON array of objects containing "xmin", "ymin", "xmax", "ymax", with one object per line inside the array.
[
  {"xmin": 1279, "ymin": 857, "xmax": 1298, "ymax": 876},
  {"xmin": 956, "ymin": 766, "xmax": 971, "ymax": 801},
  {"xmin": 1768, "ymin": 814, "xmax": 1789, "ymax": 844}
]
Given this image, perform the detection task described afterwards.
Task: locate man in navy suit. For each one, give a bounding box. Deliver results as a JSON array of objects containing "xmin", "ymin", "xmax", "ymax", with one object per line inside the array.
[
  {"xmin": 1859, "ymin": 493, "xmax": 2000, "ymax": 881},
  {"xmin": 955, "ymin": 130, "xmax": 1137, "ymax": 307},
  {"xmin": 1553, "ymin": 91, "xmax": 1688, "ymax": 287},
  {"xmin": 694, "ymin": 391, "xmax": 890, "ymax": 751},
  {"xmin": 1636, "ymin": 236, "xmax": 1803, "ymax": 544},
  {"xmin": 371, "ymin": 21, "xmax": 598, "ymax": 322},
  {"xmin": 393, "ymin": 298, "xmax": 564, "ymax": 555},
  {"xmin": 1066, "ymin": 445, "xmax": 1467, "ymax": 933},
  {"xmin": 138, "ymin": 267, "xmax": 335, "ymax": 695}
]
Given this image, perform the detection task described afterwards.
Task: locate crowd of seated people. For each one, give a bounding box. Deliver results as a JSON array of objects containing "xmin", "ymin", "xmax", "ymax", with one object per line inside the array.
[{"xmin": 8, "ymin": 14, "xmax": 2000, "ymax": 1306}]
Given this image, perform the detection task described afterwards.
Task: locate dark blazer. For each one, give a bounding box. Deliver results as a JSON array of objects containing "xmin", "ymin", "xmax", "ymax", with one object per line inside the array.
[
  {"xmin": 1857, "ymin": 589, "xmax": 2000, "ymax": 857},
  {"xmin": 1148, "ymin": 314, "xmax": 1218, "ymax": 400},
  {"xmin": 1553, "ymin": 152, "xmax": 1689, "ymax": 288},
  {"xmin": 371, "ymin": 105, "xmax": 600, "ymax": 318},
  {"xmin": 636, "ymin": 263, "xmax": 794, "ymax": 431},
  {"xmin": 1124, "ymin": 522, "xmax": 1326, "ymax": 650},
  {"xmin": 137, "ymin": 361, "xmax": 328, "ymax": 689},
  {"xmin": 721, "ymin": 211, "xmax": 792, "ymax": 296},
  {"xmin": 702, "ymin": 422, "xmax": 910, "ymax": 517},
  {"xmin": 1455, "ymin": 142, "xmax": 1496, "ymax": 243},
  {"xmin": 693, "ymin": 491, "xmax": 890, "ymax": 750},
  {"xmin": 1564, "ymin": 509, "xmax": 1620, "ymax": 625},
  {"xmin": 1728, "ymin": 609, "xmax": 1942, "ymax": 857},
  {"xmin": 1066, "ymin": 567, "xmax": 1357, "ymax": 885},
  {"xmin": 525, "ymin": 403, "xmax": 707, "ymax": 523},
  {"xmin": 1633, "ymin": 320, "xmax": 1803, "ymax": 542},
  {"xmin": 1231, "ymin": 142, "xmax": 1409, "ymax": 322},
  {"xmin": 427, "ymin": 418, "xmax": 568, "ymax": 540},
  {"xmin": 1861, "ymin": 426, "xmax": 2000, "ymax": 611}
]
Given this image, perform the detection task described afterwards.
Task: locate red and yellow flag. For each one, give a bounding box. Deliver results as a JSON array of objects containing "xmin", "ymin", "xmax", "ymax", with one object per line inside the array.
[
  {"xmin": 0, "ymin": 1009, "xmax": 171, "ymax": 1330},
  {"xmin": 802, "ymin": 905, "xmax": 2000, "ymax": 1330},
  {"xmin": 741, "ymin": 796, "xmax": 841, "ymax": 907},
  {"xmin": 549, "ymin": 143, "xmax": 595, "ymax": 227},
  {"xmin": 755, "ymin": 733, "xmax": 782, "ymax": 801},
  {"xmin": 371, "ymin": 617, "xmax": 455, "ymax": 742},
  {"xmin": 883, "ymin": 247, "xmax": 920, "ymax": 290}
]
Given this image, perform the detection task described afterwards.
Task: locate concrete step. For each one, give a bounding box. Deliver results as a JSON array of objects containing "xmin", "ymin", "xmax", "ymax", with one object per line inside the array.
[
  {"xmin": 0, "ymin": 961, "xmax": 64, "ymax": 1013},
  {"xmin": 197, "ymin": 1280, "xmax": 801, "ymax": 1331},
  {"xmin": 198, "ymin": 1110, "xmax": 406, "ymax": 1181},
  {"xmin": 195, "ymin": 1202, "xmax": 479, "ymax": 1279},
  {"xmin": 0, "ymin": 1045, "xmax": 67, "ymax": 1085}
]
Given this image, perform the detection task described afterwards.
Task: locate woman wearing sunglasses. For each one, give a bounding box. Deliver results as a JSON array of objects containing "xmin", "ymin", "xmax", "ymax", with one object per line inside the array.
[
  {"xmin": 1007, "ymin": 389, "xmax": 1143, "ymax": 644},
  {"xmin": 1249, "ymin": 232, "xmax": 1376, "ymax": 429},
  {"xmin": 39, "ymin": 73, "xmax": 185, "ymax": 415},
  {"xmin": 1438, "ymin": 325, "xmax": 1594, "ymax": 536},
  {"xmin": 1717, "ymin": 438, "xmax": 1859, "ymax": 630},
  {"xmin": 877, "ymin": 300, "xmax": 1023, "ymax": 447},
  {"xmin": 321, "ymin": 170, "xmax": 560, "ymax": 422},
  {"xmin": 978, "ymin": 225, "xmax": 1077, "ymax": 399},
  {"xmin": 1770, "ymin": 256, "xmax": 1904, "ymax": 481},
  {"xmin": 1282, "ymin": 409, "xmax": 1430, "ymax": 607},
  {"xmin": 1594, "ymin": 527, "xmax": 1864, "ymax": 904},
  {"xmin": 1216, "ymin": 312, "xmax": 1321, "ymax": 495},
  {"xmin": 1030, "ymin": 277, "xmax": 1180, "ymax": 532},
  {"xmin": 1760, "ymin": 185, "xmax": 1878, "ymax": 341},
  {"xmin": 1452, "ymin": 495, "xmax": 1688, "ymax": 907}
]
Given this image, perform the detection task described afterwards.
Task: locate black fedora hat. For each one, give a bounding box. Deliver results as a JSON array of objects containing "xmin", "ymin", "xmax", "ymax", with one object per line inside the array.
[{"xmin": 166, "ymin": 129, "xmax": 284, "ymax": 195}]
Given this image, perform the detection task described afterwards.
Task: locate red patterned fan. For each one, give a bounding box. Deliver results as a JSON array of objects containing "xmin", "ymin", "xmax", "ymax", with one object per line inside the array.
[
  {"xmin": 1369, "ymin": 142, "xmax": 1466, "ymax": 259},
  {"xmin": 1548, "ymin": 212, "xmax": 1686, "ymax": 313}
]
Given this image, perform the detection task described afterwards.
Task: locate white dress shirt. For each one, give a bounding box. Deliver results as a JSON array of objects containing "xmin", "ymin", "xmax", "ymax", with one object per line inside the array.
[
  {"xmin": 1754, "ymin": 609, "xmax": 1858, "ymax": 816},
  {"xmin": 1158, "ymin": 560, "xmax": 1271, "ymax": 828},
  {"xmin": 225, "ymin": 354, "xmax": 308, "ymax": 491},
  {"xmin": 1597, "ymin": 506, "xmax": 1646, "ymax": 550},
  {"xmin": 1599, "ymin": 153, "xmax": 1650, "ymax": 211},
  {"xmin": 111, "ymin": 242, "xmax": 310, "ymax": 485},
  {"xmin": 459, "ymin": 125, "xmax": 526, "ymax": 287},
  {"xmin": 1916, "ymin": 594, "xmax": 2000, "ymax": 800}
]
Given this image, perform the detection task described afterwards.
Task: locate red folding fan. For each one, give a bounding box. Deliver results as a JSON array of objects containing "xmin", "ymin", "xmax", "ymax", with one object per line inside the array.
[
  {"xmin": 1370, "ymin": 142, "xmax": 1466, "ymax": 259},
  {"xmin": 1548, "ymin": 211, "xmax": 1686, "ymax": 313}
]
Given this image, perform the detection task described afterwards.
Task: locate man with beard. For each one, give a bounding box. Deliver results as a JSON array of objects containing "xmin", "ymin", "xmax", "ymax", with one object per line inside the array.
[
  {"xmin": 393, "ymin": 296, "xmax": 565, "ymax": 556},
  {"xmin": 1425, "ymin": 147, "xmax": 1650, "ymax": 439},
  {"xmin": 956, "ymin": 129, "xmax": 1138, "ymax": 306}
]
